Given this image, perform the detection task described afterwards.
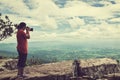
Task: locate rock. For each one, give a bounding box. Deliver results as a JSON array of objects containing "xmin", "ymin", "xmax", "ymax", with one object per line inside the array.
[
  {"xmin": 3, "ymin": 59, "xmax": 17, "ymax": 70},
  {"xmin": 0, "ymin": 67, "xmax": 4, "ymax": 71},
  {"xmin": 0, "ymin": 59, "xmax": 17, "ymax": 71},
  {"xmin": 0, "ymin": 58, "xmax": 120, "ymax": 80},
  {"xmin": 78, "ymin": 58, "xmax": 120, "ymax": 79}
]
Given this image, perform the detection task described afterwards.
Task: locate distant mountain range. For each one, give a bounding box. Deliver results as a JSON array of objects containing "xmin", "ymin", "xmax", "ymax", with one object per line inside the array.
[{"xmin": 0, "ymin": 41, "xmax": 120, "ymax": 62}]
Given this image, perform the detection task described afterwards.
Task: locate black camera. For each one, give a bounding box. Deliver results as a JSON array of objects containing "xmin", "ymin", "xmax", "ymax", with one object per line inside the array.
[
  {"xmin": 26, "ymin": 27, "xmax": 33, "ymax": 31},
  {"xmin": 29, "ymin": 28, "xmax": 33, "ymax": 31}
]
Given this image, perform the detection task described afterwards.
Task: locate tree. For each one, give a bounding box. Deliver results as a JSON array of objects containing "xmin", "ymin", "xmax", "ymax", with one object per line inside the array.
[{"xmin": 0, "ymin": 13, "xmax": 17, "ymax": 41}]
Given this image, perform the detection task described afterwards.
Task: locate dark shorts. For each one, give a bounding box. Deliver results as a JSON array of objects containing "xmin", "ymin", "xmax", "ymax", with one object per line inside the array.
[{"xmin": 17, "ymin": 51, "xmax": 27, "ymax": 68}]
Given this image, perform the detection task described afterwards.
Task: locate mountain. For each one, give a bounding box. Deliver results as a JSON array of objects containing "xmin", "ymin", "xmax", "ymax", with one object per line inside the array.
[{"xmin": 0, "ymin": 41, "xmax": 120, "ymax": 63}]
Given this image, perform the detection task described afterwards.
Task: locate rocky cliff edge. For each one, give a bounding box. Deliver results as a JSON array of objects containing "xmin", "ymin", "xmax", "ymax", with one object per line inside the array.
[{"xmin": 0, "ymin": 58, "xmax": 120, "ymax": 80}]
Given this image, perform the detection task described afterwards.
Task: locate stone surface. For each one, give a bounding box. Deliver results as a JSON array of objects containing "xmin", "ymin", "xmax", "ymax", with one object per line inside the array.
[{"xmin": 0, "ymin": 58, "xmax": 120, "ymax": 80}]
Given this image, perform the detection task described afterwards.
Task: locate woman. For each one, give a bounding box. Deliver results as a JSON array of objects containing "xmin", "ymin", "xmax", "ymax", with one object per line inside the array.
[{"xmin": 16, "ymin": 22, "xmax": 30, "ymax": 77}]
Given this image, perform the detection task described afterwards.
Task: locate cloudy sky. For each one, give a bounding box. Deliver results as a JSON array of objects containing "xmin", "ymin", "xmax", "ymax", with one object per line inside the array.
[{"xmin": 0, "ymin": 0, "xmax": 120, "ymax": 44}]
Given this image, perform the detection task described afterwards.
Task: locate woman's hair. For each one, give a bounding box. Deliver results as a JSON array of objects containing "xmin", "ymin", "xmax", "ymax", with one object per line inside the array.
[{"xmin": 17, "ymin": 22, "xmax": 26, "ymax": 29}]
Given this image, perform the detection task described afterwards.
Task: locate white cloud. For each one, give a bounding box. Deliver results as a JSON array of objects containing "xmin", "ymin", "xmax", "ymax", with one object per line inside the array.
[
  {"xmin": 0, "ymin": 0, "xmax": 59, "ymax": 29},
  {"xmin": 53, "ymin": 23, "xmax": 120, "ymax": 42},
  {"xmin": 40, "ymin": 16, "xmax": 58, "ymax": 30},
  {"xmin": 108, "ymin": 18, "xmax": 120, "ymax": 23},
  {"xmin": 29, "ymin": 31, "xmax": 57, "ymax": 42},
  {"xmin": 67, "ymin": 17, "xmax": 85, "ymax": 29},
  {"xmin": 59, "ymin": 0, "xmax": 111, "ymax": 19},
  {"xmin": 0, "ymin": 0, "xmax": 31, "ymax": 16},
  {"xmin": 0, "ymin": 0, "xmax": 120, "ymax": 43},
  {"xmin": 17, "ymin": 23, "xmax": 120, "ymax": 42}
]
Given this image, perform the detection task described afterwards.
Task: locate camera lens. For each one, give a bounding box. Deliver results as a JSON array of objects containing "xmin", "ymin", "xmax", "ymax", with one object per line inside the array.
[{"xmin": 30, "ymin": 28, "xmax": 33, "ymax": 31}]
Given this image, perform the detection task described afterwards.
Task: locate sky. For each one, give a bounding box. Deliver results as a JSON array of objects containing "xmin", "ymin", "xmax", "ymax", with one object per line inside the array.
[{"xmin": 0, "ymin": 0, "xmax": 120, "ymax": 45}]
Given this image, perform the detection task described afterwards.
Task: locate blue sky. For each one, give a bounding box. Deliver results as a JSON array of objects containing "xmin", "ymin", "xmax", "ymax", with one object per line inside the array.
[{"xmin": 0, "ymin": 0, "xmax": 120, "ymax": 44}]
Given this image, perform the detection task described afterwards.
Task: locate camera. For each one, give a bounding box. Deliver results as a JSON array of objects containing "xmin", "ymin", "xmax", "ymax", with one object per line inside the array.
[
  {"xmin": 29, "ymin": 28, "xmax": 33, "ymax": 31},
  {"xmin": 26, "ymin": 27, "xmax": 33, "ymax": 31}
]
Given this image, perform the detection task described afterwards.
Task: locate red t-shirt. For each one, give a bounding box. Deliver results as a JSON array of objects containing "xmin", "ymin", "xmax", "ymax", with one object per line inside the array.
[{"xmin": 17, "ymin": 29, "xmax": 28, "ymax": 54}]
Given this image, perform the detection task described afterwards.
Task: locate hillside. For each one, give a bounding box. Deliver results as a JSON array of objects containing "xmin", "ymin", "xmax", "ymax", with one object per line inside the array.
[{"xmin": 0, "ymin": 58, "xmax": 120, "ymax": 80}]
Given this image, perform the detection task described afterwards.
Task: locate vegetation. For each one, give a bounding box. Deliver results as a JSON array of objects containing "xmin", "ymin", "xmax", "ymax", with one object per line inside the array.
[
  {"xmin": 0, "ymin": 56, "xmax": 7, "ymax": 59},
  {"xmin": 0, "ymin": 13, "xmax": 17, "ymax": 41}
]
